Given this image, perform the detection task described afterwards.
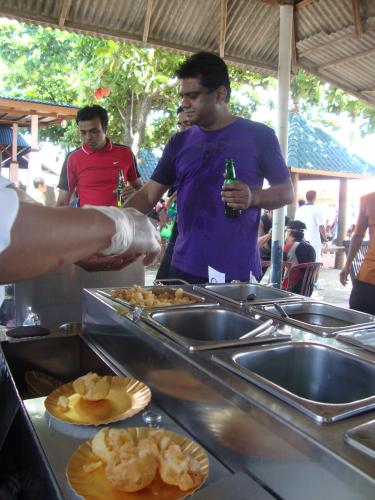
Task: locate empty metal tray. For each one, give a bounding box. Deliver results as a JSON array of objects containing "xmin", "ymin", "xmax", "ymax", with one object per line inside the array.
[
  {"xmin": 143, "ymin": 307, "xmax": 290, "ymax": 351},
  {"xmin": 345, "ymin": 419, "xmax": 375, "ymax": 460},
  {"xmin": 252, "ymin": 301, "xmax": 375, "ymax": 337},
  {"xmin": 195, "ymin": 283, "xmax": 297, "ymax": 306}
]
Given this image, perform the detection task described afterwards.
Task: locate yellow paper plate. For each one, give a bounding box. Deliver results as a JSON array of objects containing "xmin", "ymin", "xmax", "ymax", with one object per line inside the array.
[
  {"xmin": 67, "ymin": 427, "xmax": 209, "ymax": 499},
  {"xmin": 45, "ymin": 376, "xmax": 151, "ymax": 425}
]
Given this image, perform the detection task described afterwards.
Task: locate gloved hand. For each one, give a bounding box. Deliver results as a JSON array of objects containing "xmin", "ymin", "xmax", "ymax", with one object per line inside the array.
[{"xmin": 83, "ymin": 206, "xmax": 161, "ymax": 265}]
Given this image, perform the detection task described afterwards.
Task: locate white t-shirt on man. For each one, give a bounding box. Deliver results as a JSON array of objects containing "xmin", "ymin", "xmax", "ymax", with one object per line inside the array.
[{"xmin": 295, "ymin": 203, "xmax": 324, "ymax": 260}]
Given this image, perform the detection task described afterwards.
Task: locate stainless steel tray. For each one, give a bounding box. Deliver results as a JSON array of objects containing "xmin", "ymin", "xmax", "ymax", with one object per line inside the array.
[
  {"xmin": 251, "ymin": 301, "xmax": 375, "ymax": 337},
  {"xmin": 337, "ymin": 329, "xmax": 375, "ymax": 354},
  {"xmin": 97, "ymin": 285, "xmax": 218, "ymax": 311},
  {"xmin": 345, "ymin": 419, "xmax": 375, "ymax": 460},
  {"xmin": 194, "ymin": 283, "xmax": 299, "ymax": 306},
  {"xmin": 143, "ymin": 306, "xmax": 290, "ymax": 351}
]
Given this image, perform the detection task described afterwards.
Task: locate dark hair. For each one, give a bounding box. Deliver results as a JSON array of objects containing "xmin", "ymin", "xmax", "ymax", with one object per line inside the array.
[
  {"xmin": 176, "ymin": 52, "xmax": 231, "ymax": 102},
  {"xmin": 287, "ymin": 220, "xmax": 306, "ymax": 241},
  {"xmin": 33, "ymin": 177, "xmax": 45, "ymax": 189},
  {"xmin": 177, "ymin": 105, "xmax": 184, "ymax": 115},
  {"xmin": 298, "ymin": 199, "xmax": 305, "ymax": 207},
  {"xmin": 76, "ymin": 105, "xmax": 108, "ymax": 129},
  {"xmin": 306, "ymin": 190, "xmax": 316, "ymax": 202}
]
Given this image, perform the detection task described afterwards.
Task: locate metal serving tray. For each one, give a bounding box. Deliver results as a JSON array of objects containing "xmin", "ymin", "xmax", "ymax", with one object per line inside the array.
[
  {"xmin": 97, "ymin": 285, "xmax": 219, "ymax": 311},
  {"xmin": 143, "ymin": 306, "xmax": 290, "ymax": 351},
  {"xmin": 194, "ymin": 283, "xmax": 298, "ymax": 306},
  {"xmin": 345, "ymin": 419, "xmax": 375, "ymax": 460},
  {"xmin": 251, "ymin": 301, "xmax": 375, "ymax": 337},
  {"xmin": 337, "ymin": 329, "xmax": 375, "ymax": 354},
  {"xmin": 213, "ymin": 342, "xmax": 375, "ymax": 423}
]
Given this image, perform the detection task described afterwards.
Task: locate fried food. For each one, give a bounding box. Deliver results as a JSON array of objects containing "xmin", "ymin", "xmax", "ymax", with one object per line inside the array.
[
  {"xmin": 57, "ymin": 395, "xmax": 70, "ymax": 411},
  {"xmin": 105, "ymin": 453, "xmax": 158, "ymax": 492},
  {"xmin": 91, "ymin": 428, "xmax": 135, "ymax": 464},
  {"xmin": 73, "ymin": 372, "xmax": 111, "ymax": 401},
  {"xmin": 111, "ymin": 285, "xmax": 197, "ymax": 307},
  {"xmin": 159, "ymin": 443, "xmax": 204, "ymax": 491},
  {"xmin": 87, "ymin": 428, "xmax": 204, "ymax": 493}
]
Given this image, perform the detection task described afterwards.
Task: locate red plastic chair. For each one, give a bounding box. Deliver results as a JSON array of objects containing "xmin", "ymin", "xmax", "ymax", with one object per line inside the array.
[{"xmin": 281, "ymin": 262, "xmax": 323, "ymax": 297}]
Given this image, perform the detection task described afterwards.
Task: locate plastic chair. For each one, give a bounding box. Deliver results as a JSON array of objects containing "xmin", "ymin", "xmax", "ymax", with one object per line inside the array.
[
  {"xmin": 343, "ymin": 240, "xmax": 369, "ymax": 284},
  {"xmin": 260, "ymin": 261, "xmax": 291, "ymax": 285},
  {"xmin": 281, "ymin": 262, "xmax": 323, "ymax": 297}
]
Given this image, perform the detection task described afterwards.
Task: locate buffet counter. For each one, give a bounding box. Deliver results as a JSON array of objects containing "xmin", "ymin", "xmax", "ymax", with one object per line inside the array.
[{"xmin": 1, "ymin": 282, "xmax": 375, "ymax": 499}]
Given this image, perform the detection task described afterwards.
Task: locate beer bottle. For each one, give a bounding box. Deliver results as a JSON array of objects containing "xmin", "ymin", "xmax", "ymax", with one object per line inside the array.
[
  {"xmin": 116, "ymin": 169, "xmax": 126, "ymax": 207},
  {"xmin": 224, "ymin": 158, "xmax": 242, "ymax": 218}
]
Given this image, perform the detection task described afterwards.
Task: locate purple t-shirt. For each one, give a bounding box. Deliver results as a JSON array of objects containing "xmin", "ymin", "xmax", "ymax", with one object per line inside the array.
[{"xmin": 151, "ymin": 118, "xmax": 290, "ymax": 280}]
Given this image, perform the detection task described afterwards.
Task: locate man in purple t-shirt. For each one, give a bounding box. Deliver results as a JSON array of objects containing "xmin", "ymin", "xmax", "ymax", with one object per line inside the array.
[{"xmin": 125, "ymin": 52, "xmax": 294, "ymax": 283}]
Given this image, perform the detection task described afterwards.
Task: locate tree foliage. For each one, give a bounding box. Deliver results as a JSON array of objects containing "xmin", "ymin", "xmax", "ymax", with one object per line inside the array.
[{"xmin": 0, "ymin": 19, "xmax": 374, "ymax": 161}]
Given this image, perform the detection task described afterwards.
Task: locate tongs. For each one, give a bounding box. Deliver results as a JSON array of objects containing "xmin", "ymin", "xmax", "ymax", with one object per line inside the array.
[{"xmin": 239, "ymin": 319, "xmax": 277, "ymax": 339}]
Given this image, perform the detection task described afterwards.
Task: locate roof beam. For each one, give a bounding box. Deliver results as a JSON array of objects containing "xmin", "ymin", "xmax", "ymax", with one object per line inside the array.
[
  {"xmin": 319, "ymin": 46, "xmax": 375, "ymax": 70},
  {"xmin": 351, "ymin": 0, "xmax": 362, "ymax": 39},
  {"xmin": 295, "ymin": 0, "xmax": 319, "ymax": 8},
  {"xmin": 58, "ymin": 0, "xmax": 72, "ymax": 28},
  {"xmin": 143, "ymin": 0, "xmax": 153, "ymax": 44},
  {"xmin": 219, "ymin": 0, "xmax": 228, "ymax": 58}
]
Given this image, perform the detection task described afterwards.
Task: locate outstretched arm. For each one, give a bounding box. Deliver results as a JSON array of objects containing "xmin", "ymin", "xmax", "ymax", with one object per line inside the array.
[{"xmin": 0, "ymin": 202, "xmax": 114, "ymax": 283}]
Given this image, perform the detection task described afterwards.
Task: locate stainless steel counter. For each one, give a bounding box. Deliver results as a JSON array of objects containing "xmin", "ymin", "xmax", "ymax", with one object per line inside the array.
[{"xmin": 80, "ymin": 287, "xmax": 375, "ymax": 500}]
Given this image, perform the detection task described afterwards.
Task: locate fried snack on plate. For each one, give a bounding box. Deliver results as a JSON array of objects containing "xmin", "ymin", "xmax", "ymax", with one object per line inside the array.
[
  {"xmin": 91, "ymin": 428, "xmax": 135, "ymax": 464},
  {"xmin": 159, "ymin": 443, "xmax": 204, "ymax": 491},
  {"xmin": 105, "ymin": 453, "xmax": 158, "ymax": 492},
  {"xmin": 57, "ymin": 395, "xmax": 70, "ymax": 411},
  {"xmin": 72, "ymin": 372, "xmax": 111, "ymax": 401},
  {"xmin": 111, "ymin": 284, "xmax": 197, "ymax": 307}
]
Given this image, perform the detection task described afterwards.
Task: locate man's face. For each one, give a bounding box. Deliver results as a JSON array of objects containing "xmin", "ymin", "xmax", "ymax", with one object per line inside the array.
[
  {"xmin": 179, "ymin": 77, "xmax": 218, "ymax": 128},
  {"xmin": 78, "ymin": 116, "xmax": 107, "ymax": 151},
  {"xmin": 177, "ymin": 110, "xmax": 191, "ymax": 131}
]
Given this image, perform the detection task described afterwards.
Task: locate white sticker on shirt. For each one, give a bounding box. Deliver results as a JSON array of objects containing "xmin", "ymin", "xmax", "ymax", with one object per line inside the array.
[{"xmin": 208, "ymin": 266, "xmax": 225, "ymax": 283}]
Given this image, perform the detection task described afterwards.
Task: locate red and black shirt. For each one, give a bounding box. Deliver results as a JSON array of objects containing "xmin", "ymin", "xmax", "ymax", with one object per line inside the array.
[{"xmin": 58, "ymin": 139, "xmax": 139, "ymax": 207}]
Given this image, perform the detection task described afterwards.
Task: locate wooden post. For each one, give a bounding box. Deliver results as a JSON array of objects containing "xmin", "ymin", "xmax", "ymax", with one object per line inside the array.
[
  {"xmin": 27, "ymin": 114, "xmax": 42, "ymax": 193},
  {"xmin": 335, "ymin": 178, "xmax": 348, "ymax": 269},
  {"xmin": 288, "ymin": 171, "xmax": 299, "ymax": 220},
  {"xmin": 9, "ymin": 123, "xmax": 19, "ymax": 183}
]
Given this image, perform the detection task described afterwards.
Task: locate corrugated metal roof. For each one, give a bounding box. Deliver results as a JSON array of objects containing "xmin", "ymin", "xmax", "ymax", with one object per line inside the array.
[
  {"xmin": 287, "ymin": 113, "xmax": 375, "ymax": 177},
  {"xmin": 0, "ymin": 125, "xmax": 29, "ymax": 147},
  {"xmin": 1, "ymin": 0, "xmax": 374, "ymax": 108}
]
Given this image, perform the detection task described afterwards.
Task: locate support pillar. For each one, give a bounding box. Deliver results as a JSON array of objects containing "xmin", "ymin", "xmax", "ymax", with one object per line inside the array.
[
  {"xmin": 9, "ymin": 123, "xmax": 19, "ymax": 184},
  {"xmin": 271, "ymin": 4, "xmax": 293, "ymax": 288},
  {"xmin": 27, "ymin": 114, "xmax": 42, "ymax": 193},
  {"xmin": 335, "ymin": 178, "xmax": 348, "ymax": 269},
  {"xmin": 288, "ymin": 172, "xmax": 299, "ymax": 220}
]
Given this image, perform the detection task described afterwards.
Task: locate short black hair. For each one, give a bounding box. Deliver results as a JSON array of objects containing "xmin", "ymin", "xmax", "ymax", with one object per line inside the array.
[
  {"xmin": 287, "ymin": 220, "xmax": 306, "ymax": 241},
  {"xmin": 176, "ymin": 52, "xmax": 231, "ymax": 102},
  {"xmin": 306, "ymin": 190, "xmax": 317, "ymax": 202},
  {"xmin": 76, "ymin": 105, "xmax": 108, "ymax": 129}
]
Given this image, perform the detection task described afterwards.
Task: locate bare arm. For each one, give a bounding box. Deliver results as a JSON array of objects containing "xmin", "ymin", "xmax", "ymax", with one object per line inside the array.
[
  {"xmin": 319, "ymin": 224, "xmax": 328, "ymax": 243},
  {"xmin": 56, "ymin": 189, "xmax": 71, "ymax": 207},
  {"xmin": 0, "ymin": 203, "xmax": 114, "ymax": 283},
  {"xmin": 124, "ymin": 179, "xmax": 169, "ymax": 214},
  {"xmin": 339, "ymin": 234, "xmax": 364, "ymax": 286},
  {"xmin": 221, "ymin": 177, "xmax": 294, "ymax": 211}
]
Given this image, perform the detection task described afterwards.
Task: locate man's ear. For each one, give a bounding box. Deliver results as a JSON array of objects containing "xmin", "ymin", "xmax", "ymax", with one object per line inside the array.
[{"xmin": 216, "ymin": 85, "xmax": 228, "ymax": 103}]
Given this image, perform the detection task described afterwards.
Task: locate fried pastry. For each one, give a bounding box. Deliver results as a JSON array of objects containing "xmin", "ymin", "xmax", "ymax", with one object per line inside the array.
[
  {"xmin": 73, "ymin": 372, "xmax": 111, "ymax": 401},
  {"xmin": 159, "ymin": 443, "xmax": 203, "ymax": 491}
]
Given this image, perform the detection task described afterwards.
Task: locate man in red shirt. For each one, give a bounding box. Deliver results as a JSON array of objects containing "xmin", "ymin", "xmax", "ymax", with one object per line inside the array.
[{"xmin": 57, "ymin": 105, "xmax": 142, "ymax": 207}]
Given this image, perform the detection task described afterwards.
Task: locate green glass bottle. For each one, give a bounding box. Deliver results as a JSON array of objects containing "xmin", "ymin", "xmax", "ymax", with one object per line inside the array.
[
  {"xmin": 116, "ymin": 169, "xmax": 126, "ymax": 207},
  {"xmin": 224, "ymin": 158, "xmax": 242, "ymax": 218}
]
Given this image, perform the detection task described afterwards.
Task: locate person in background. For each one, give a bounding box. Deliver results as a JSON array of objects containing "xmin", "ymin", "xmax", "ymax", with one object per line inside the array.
[
  {"xmin": 32, "ymin": 177, "xmax": 56, "ymax": 207},
  {"xmin": 57, "ymin": 105, "xmax": 142, "ymax": 208},
  {"xmin": 340, "ymin": 192, "xmax": 375, "ymax": 314},
  {"xmin": 156, "ymin": 106, "xmax": 191, "ymax": 280},
  {"xmin": 125, "ymin": 52, "xmax": 294, "ymax": 284},
  {"xmin": 282, "ymin": 220, "xmax": 316, "ymax": 295},
  {"xmin": 297, "ymin": 199, "xmax": 305, "ymax": 207},
  {"xmin": 295, "ymin": 190, "xmax": 327, "ymax": 262},
  {"xmin": 56, "ymin": 105, "xmax": 144, "ymax": 271},
  {"xmin": 0, "ymin": 175, "xmax": 160, "ymax": 284}
]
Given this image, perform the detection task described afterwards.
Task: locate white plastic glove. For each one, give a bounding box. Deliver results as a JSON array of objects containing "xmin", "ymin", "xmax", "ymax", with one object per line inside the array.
[{"xmin": 83, "ymin": 206, "xmax": 161, "ymax": 265}]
